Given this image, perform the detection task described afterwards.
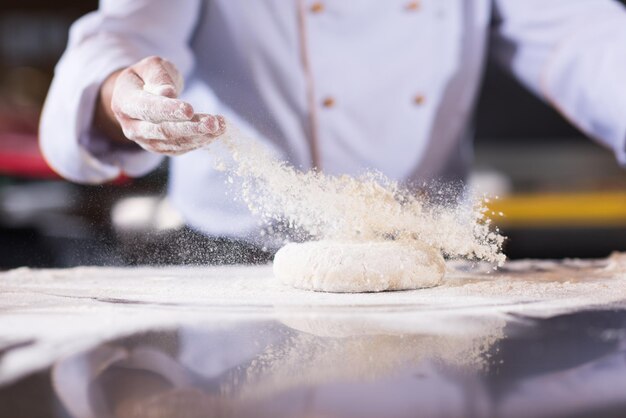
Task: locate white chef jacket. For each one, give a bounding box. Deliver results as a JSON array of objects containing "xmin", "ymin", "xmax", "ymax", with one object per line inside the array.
[{"xmin": 40, "ymin": 0, "xmax": 626, "ymax": 241}]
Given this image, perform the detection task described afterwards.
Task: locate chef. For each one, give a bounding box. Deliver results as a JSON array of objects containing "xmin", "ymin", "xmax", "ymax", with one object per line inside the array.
[{"xmin": 41, "ymin": 0, "xmax": 626, "ymax": 251}]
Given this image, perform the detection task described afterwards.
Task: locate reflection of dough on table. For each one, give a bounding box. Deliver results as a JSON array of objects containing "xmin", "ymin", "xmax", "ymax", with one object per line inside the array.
[
  {"xmin": 232, "ymin": 316, "xmax": 505, "ymax": 401},
  {"xmin": 273, "ymin": 240, "xmax": 446, "ymax": 293}
]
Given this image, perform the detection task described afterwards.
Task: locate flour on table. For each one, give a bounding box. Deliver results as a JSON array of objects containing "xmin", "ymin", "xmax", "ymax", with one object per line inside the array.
[
  {"xmin": 3, "ymin": 254, "xmax": 626, "ymax": 385},
  {"xmin": 206, "ymin": 122, "xmax": 505, "ymax": 292}
]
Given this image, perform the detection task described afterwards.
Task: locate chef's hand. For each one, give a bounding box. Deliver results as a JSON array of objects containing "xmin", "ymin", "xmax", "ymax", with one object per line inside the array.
[{"xmin": 94, "ymin": 56, "xmax": 225, "ymax": 156}]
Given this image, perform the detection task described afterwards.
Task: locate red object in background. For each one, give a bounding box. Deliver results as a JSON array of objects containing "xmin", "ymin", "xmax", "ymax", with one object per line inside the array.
[
  {"xmin": 0, "ymin": 105, "xmax": 129, "ymax": 183},
  {"xmin": 0, "ymin": 132, "xmax": 60, "ymax": 179},
  {"xmin": 0, "ymin": 103, "xmax": 58, "ymax": 178},
  {"xmin": 0, "ymin": 104, "xmax": 61, "ymax": 179},
  {"xmin": 0, "ymin": 133, "xmax": 130, "ymax": 184}
]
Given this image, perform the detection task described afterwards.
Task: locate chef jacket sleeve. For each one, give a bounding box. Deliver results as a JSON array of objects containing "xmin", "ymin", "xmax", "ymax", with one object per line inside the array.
[
  {"xmin": 40, "ymin": 0, "xmax": 201, "ymax": 184},
  {"xmin": 491, "ymin": 0, "xmax": 626, "ymax": 166}
]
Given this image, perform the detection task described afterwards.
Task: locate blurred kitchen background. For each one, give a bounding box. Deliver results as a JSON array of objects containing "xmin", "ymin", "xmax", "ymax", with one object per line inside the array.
[{"xmin": 1, "ymin": 1, "xmax": 625, "ymax": 268}]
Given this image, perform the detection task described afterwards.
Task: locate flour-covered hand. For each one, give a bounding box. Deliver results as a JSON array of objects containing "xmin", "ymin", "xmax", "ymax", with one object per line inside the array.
[{"xmin": 103, "ymin": 56, "xmax": 225, "ymax": 155}]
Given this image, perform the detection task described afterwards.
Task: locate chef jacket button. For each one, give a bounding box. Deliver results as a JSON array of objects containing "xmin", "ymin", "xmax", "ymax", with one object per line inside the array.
[
  {"xmin": 405, "ymin": 1, "xmax": 421, "ymax": 11},
  {"xmin": 310, "ymin": 2, "xmax": 324, "ymax": 13},
  {"xmin": 322, "ymin": 96, "xmax": 335, "ymax": 108},
  {"xmin": 413, "ymin": 94, "xmax": 426, "ymax": 106}
]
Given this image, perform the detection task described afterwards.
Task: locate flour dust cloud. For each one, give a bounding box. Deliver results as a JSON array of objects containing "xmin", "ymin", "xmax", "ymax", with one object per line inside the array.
[{"xmin": 207, "ymin": 121, "xmax": 505, "ymax": 266}]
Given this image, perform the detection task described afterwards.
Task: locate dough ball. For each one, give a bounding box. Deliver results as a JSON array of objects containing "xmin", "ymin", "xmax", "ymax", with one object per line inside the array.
[{"xmin": 273, "ymin": 240, "xmax": 445, "ymax": 293}]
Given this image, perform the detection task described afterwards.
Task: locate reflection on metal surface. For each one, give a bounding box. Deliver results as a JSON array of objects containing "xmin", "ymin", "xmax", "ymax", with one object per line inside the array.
[
  {"xmin": 232, "ymin": 316, "xmax": 504, "ymax": 402},
  {"xmin": 39, "ymin": 311, "xmax": 626, "ymax": 418},
  {"xmin": 2, "ymin": 311, "xmax": 626, "ymax": 417},
  {"xmin": 50, "ymin": 318, "xmax": 505, "ymax": 418}
]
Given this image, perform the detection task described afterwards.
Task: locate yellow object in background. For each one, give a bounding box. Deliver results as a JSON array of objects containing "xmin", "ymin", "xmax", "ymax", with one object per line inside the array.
[{"xmin": 487, "ymin": 192, "xmax": 626, "ymax": 227}]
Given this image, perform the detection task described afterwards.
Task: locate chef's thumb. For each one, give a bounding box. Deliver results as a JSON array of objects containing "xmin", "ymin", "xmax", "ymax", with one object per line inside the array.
[{"xmin": 137, "ymin": 56, "xmax": 183, "ymax": 98}]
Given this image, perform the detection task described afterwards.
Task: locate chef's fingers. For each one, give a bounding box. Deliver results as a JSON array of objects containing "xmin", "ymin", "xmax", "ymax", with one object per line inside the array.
[
  {"xmin": 161, "ymin": 59, "xmax": 185, "ymax": 95},
  {"xmin": 133, "ymin": 56, "xmax": 183, "ymax": 98},
  {"xmin": 216, "ymin": 114, "xmax": 226, "ymax": 133},
  {"xmin": 121, "ymin": 114, "xmax": 224, "ymax": 141},
  {"xmin": 138, "ymin": 136, "xmax": 215, "ymax": 156},
  {"xmin": 113, "ymin": 70, "xmax": 194, "ymax": 123}
]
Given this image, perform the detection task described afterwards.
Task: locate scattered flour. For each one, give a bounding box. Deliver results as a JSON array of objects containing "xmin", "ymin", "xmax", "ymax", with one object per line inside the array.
[
  {"xmin": 206, "ymin": 121, "xmax": 505, "ymax": 291},
  {"xmin": 209, "ymin": 122, "xmax": 505, "ymax": 265}
]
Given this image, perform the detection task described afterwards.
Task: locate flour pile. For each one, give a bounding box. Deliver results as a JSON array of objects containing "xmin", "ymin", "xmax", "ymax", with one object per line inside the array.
[{"xmin": 208, "ymin": 122, "xmax": 505, "ymax": 268}]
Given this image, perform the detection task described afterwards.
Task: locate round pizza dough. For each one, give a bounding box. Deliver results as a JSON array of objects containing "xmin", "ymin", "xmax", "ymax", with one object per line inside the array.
[{"xmin": 273, "ymin": 240, "xmax": 445, "ymax": 293}]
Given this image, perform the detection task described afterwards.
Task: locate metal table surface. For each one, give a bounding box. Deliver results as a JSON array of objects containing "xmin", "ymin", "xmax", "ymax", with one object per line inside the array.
[{"xmin": 1, "ymin": 256, "xmax": 626, "ymax": 418}]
